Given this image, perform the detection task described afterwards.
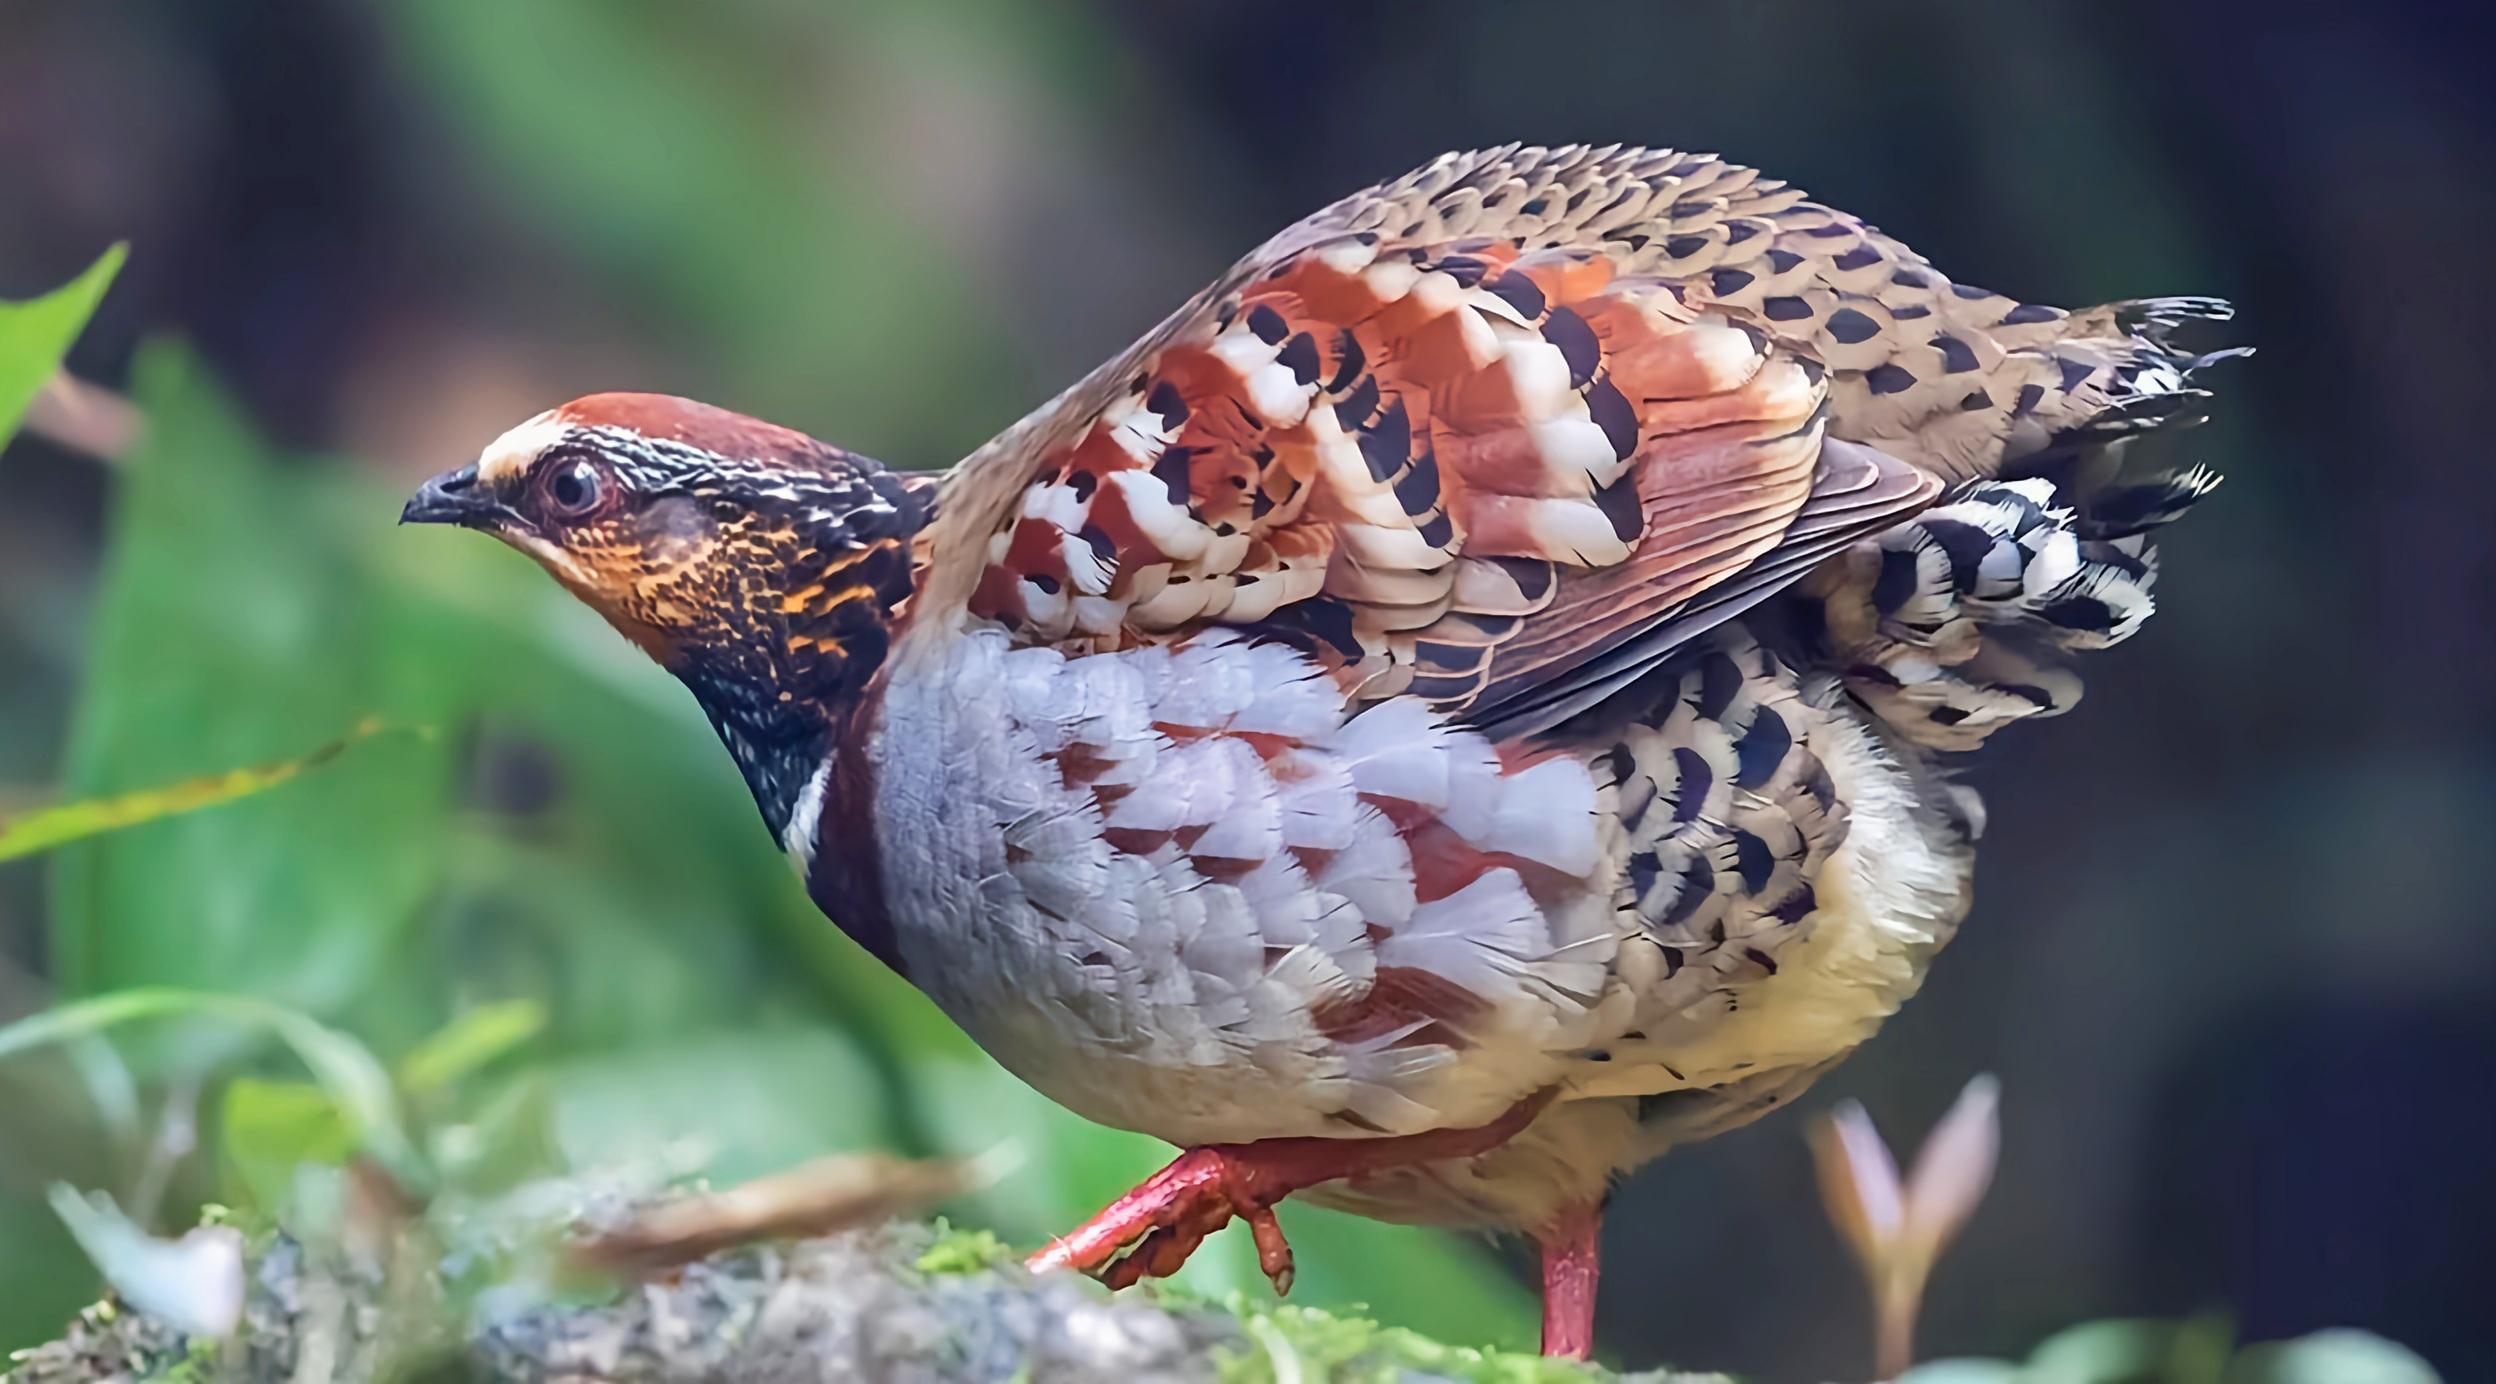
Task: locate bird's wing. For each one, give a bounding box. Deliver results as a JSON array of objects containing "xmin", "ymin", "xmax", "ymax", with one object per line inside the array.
[{"xmin": 920, "ymin": 144, "xmax": 2189, "ymax": 737}]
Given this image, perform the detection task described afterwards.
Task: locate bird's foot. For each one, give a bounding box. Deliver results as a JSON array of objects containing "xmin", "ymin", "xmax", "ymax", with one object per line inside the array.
[
  {"xmin": 1026, "ymin": 1091, "xmax": 1554, "ymax": 1296},
  {"xmin": 1026, "ymin": 1143, "xmax": 1301, "ymax": 1293}
]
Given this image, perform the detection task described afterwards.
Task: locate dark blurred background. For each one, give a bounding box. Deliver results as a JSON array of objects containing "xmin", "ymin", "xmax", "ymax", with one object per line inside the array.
[{"xmin": 3, "ymin": 2, "xmax": 2490, "ymax": 1379}]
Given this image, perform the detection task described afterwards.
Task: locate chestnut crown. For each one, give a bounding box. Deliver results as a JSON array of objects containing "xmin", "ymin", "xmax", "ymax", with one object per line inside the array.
[{"xmin": 403, "ymin": 393, "xmax": 932, "ymax": 834}]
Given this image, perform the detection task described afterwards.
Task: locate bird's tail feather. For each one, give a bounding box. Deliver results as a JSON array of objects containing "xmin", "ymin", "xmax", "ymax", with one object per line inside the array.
[{"xmin": 2006, "ymin": 296, "xmax": 2245, "ymax": 538}]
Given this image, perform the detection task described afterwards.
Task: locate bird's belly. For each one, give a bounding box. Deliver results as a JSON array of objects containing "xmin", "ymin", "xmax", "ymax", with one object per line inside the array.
[{"xmin": 865, "ymin": 627, "xmax": 1622, "ymax": 1147}]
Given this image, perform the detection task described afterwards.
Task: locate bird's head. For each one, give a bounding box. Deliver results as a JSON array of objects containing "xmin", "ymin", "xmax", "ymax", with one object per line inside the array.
[{"xmin": 403, "ymin": 392, "xmax": 932, "ymax": 831}]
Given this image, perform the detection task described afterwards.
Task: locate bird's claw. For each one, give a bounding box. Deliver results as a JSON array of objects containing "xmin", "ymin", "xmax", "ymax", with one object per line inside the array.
[{"xmin": 1028, "ymin": 1145, "xmax": 1297, "ymax": 1296}]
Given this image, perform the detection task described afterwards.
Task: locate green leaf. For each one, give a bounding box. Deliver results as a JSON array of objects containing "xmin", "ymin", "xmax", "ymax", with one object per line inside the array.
[
  {"xmin": 2020, "ymin": 1317, "xmax": 2174, "ymax": 1381},
  {"xmin": 1899, "ymin": 1362, "xmax": 2026, "ymax": 1384},
  {"xmin": 0, "ymin": 243, "xmax": 123, "ymax": 445},
  {"xmin": 2015, "ymin": 1315, "xmax": 2248, "ymax": 1384},
  {"xmin": 397, "ymin": 999, "xmax": 548, "ymax": 1099},
  {"xmin": 217, "ymin": 1078, "xmax": 354, "ymax": 1213},
  {"xmin": 0, "ymin": 720, "xmax": 410, "ymax": 863},
  {"xmin": 2224, "ymin": 1330, "xmax": 2440, "ymax": 1384},
  {"xmin": 0, "ymin": 987, "xmax": 423, "ymax": 1187},
  {"xmin": 536, "ymin": 1026, "xmax": 900, "ymax": 1186}
]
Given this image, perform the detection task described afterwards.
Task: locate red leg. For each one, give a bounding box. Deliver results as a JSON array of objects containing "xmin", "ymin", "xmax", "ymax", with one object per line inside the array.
[
  {"xmin": 1028, "ymin": 1091, "xmax": 1552, "ymax": 1295},
  {"xmin": 1536, "ymin": 1198, "xmax": 1603, "ymax": 1360}
]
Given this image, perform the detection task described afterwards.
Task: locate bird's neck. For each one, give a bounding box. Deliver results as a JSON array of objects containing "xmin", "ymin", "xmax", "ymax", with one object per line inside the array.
[
  {"xmin": 668, "ymin": 472, "xmax": 936, "ymax": 844},
  {"xmin": 675, "ymin": 652, "xmax": 850, "ymax": 842},
  {"xmin": 676, "ymin": 634, "xmax": 912, "ymax": 978}
]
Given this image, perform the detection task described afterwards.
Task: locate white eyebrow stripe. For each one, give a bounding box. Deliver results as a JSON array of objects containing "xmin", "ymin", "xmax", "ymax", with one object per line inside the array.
[{"xmin": 475, "ymin": 412, "xmax": 571, "ymax": 485}]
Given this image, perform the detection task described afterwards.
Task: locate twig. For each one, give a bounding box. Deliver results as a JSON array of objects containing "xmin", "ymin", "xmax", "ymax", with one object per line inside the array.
[
  {"xmin": 570, "ymin": 1152, "xmax": 976, "ymax": 1276},
  {"xmin": 21, "ymin": 371, "xmax": 144, "ymax": 464}
]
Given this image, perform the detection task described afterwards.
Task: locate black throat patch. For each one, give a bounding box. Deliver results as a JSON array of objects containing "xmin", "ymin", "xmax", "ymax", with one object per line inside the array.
[{"xmin": 666, "ymin": 464, "xmax": 931, "ymax": 842}]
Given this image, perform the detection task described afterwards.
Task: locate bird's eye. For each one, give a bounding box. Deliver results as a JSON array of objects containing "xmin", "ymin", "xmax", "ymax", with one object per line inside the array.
[{"xmin": 537, "ymin": 456, "xmax": 608, "ymax": 521}]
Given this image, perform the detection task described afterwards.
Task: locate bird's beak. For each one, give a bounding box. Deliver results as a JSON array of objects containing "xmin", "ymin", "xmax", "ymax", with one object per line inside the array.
[{"xmin": 400, "ymin": 463, "xmax": 511, "ymax": 529}]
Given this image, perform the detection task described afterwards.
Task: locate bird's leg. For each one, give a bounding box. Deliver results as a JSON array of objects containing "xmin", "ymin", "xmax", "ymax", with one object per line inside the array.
[
  {"xmin": 1535, "ymin": 1198, "xmax": 1604, "ymax": 1360},
  {"xmin": 1028, "ymin": 1091, "xmax": 1553, "ymax": 1295}
]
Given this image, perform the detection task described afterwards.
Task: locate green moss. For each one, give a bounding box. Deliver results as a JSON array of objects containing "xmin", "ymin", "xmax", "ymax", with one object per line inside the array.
[
  {"xmin": 146, "ymin": 1337, "xmax": 223, "ymax": 1383},
  {"xmin": 913, "ymin": 1222, "xmax": 1014, "ymax": 1276},
  {"xmin": 1213, "ymin": 1300, "xmax": 1729, "ymax": 1384}
]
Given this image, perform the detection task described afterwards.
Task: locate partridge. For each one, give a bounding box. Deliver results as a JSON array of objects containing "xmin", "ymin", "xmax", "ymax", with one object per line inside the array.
[{"xmin": 403, "ymin": 144, "xmax": 2234, "ymax": 1358}]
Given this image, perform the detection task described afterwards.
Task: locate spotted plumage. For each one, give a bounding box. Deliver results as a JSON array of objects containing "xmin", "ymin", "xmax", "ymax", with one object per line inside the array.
[{"xmin": 406, "ymin": 144, "xmax": 2236, "ymax": 1357}]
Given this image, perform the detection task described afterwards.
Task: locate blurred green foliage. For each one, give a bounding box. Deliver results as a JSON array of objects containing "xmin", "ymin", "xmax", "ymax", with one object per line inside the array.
[
  {"xmin": 380, "ymin": 0, "xmax": 1058, "ymax": 456},
  {"xmin": 1897, "ymin": 1319, "xmax": 2439, "ymax": 1384},
  {"xmin": 1205, "ymin": 1303, "xmax": 2436, "ymax": 1384}
]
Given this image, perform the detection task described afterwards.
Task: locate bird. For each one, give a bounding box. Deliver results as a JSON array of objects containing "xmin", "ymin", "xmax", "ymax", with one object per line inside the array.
[{"xmin": 402, "ymin": 144, "xmax": 2234, "ymax": 1360}]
